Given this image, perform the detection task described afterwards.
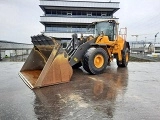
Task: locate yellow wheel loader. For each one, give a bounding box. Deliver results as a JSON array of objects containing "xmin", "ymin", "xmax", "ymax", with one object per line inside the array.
[{"xmin": 19, "ymin": 19, "xmax": 130, "ymax": 89}]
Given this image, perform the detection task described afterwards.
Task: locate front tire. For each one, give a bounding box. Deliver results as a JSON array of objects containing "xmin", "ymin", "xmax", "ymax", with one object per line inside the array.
[{"xmin": 82, "ymin": 47, "xmax": 108, "ymax": 74}]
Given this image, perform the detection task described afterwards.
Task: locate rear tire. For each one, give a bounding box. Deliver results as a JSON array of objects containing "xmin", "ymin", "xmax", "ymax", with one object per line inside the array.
[
  {"xmin": 117, "ymin": 48, "xmax": 130, "ymax": 67},
  {"xmin": 82, "ymin": 47, "xmax": 108, "ymax": 74}
]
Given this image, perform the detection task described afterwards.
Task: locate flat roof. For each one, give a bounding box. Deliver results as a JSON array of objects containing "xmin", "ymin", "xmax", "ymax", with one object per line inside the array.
[
  {"xmin": 40, "ymin": 0, "xmax": 119, "ymax": 4},
  {"xmin": 0, "ymin": 40, "xmax": 32, "ymax": 45},
  {"xmin": 40, "ymin": 0, "xmax": 120, "ymax": 11}
]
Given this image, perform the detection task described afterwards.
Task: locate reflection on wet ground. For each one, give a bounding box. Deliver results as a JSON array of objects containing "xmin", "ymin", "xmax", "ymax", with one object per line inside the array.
[
  {"xmin": 0, "ymin": 62, "xmax": 160, "ymax": 120},
  {"xmin": 33, "ymin": 66, "xmax": 128, "ymax": 120}
]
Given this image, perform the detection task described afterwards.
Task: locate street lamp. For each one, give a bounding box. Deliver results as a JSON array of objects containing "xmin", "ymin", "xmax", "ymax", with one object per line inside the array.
[
  {"xmin": 131, "ymin": 35, "xmax": 139, "ymax": 42},
  {"xmin": 145, "ymin": 37, "xmax": 147, "ymax": 43},
  {"xmin": 154, "ymin": 32, "xmax": 159, "ymax": 44}
]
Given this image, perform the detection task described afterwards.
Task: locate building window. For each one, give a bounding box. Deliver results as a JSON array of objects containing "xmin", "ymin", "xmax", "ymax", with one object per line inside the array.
[
  {"xmin": 87, "ymin": 12, "xmax": 92, "ymax": 16},
  {"xmin": 101, "ymin": 12, "xmax": 107, "ymax": 16},
  {"xmin": 52, "ymin": 10, "xmax": 56, "ymax": 15},
  {"xmin": 46, "ymin": 27, "xmax": 52, "ymax": 32},
  {"xmin": 62, "ymin": 11, "xmax": 67, "ymax": 15},
  {"xmin": 67, "ymin": 11, "xmax": 72, "ymax": 16},
  {"xmin": 77, "ymin": 11, "xmax": 81, "ymax": 15},
  {"xmin": 92, "ymin": 12, "xmax": 96, "ymax": 16},
  {"xmin": 97, "ymin": 11, "xmax": 101, "ymax": 16},
  {"xmin": 67, "ymin": 26, "xmax": 72, "ymax": 32},
  {"xmin": 81, "ymin": 11, "xmax": 86, "ymax": 16},
  {"xmin": 107, "ymin": 12, "xmax": 112, "ymax": 16},
  {"xmin": 46, "ymin": 9, "xmax": 51, "ymax": 15},
  {"xmin": 72, "ymin": 11, "xmax": 76, "ymax": 15},
  {"xmin": 45, "ymin": 24, "xmax": 94, "ymax": 33},
  {"xmin": 44, "ymin": 9, "xmax": 112, "ymax": 18},
  {"xmin": 57, "ymin": 10, "xmax": 61, "ymax": 15}
]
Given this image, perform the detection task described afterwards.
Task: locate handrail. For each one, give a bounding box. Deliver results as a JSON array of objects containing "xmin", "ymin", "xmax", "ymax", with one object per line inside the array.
[{"xmin": 119, "ymin": 27, "xmax": 127, "ymax": 41}]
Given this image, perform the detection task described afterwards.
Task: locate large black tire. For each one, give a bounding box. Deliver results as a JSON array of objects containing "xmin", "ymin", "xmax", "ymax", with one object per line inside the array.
[
  {"xmin": 82, "ymin": 47, "xmax": 108, "ymax": 74},
  {"xmin": 117, "ymin": 48, "xmax": 130, "ymax": 67}
]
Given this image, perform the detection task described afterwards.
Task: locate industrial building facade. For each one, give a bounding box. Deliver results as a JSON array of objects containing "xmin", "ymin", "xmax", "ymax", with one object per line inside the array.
[
  {"xmin": 40, "ymin": 0, "xmax": 119, "ymax": 43},
  {"xmin": 0, "ymin": 40, "xmax": 33, "ymax": 60}
]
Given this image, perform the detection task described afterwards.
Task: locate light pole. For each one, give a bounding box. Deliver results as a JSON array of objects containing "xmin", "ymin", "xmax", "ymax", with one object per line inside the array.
[
  {"xmin": 131, "ymin": 35, "xmax": 139, "ymax": 42},
  {"xmin": 155, "ymin": 32, "xmax": 159, "ymax": 44},
  {"xmin": 154, "ymin": 32, "xmax": 159, "ymax": 53},
  {"xmin": 145, "ymin": 37, "xmax": 147, "ymax": 43}
]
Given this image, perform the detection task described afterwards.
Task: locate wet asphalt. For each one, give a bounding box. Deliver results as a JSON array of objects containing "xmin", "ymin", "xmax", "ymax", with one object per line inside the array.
[{"xmin": 0, "ymin": 62, "xmax": 160, "ymax": 120}]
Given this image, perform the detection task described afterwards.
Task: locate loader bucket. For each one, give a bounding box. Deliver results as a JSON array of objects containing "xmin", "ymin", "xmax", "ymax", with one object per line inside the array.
[{"xmin": 19, "ymin": 35, "xmax": 73, "ymax": 89}]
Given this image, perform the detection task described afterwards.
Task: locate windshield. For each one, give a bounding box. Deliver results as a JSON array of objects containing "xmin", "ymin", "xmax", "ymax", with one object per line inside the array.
[{"xmin": 95, "ymin": 21, "xmax": 116, "ymax": 40}]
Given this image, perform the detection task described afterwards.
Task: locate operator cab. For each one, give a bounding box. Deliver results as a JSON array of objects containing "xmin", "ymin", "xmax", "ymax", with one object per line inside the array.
[{"xmin": 94, "ymin": 20, "xmax": 118, "ymax": 41}]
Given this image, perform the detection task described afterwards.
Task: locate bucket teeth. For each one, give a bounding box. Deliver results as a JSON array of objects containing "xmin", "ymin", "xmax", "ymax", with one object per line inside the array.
[{"xmin": 19, "ymin": 35, "xmax": 73, "ymax": 89}]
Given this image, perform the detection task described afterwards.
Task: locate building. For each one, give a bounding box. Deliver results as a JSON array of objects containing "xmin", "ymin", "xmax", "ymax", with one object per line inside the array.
[
  {"xmin": 40, "ymin": 0, "xmax": 120, "ymax": 44},
  {"xmin": 130, "ymin": 41, "xmax": 154, "ymax": 53},
  {"xmin": 0, "ymin": 40, "xmax": 33, "ymax": 60},
  {"xmin": 154, "ymin": 44, "xmax": 160, "ymax": 54}
]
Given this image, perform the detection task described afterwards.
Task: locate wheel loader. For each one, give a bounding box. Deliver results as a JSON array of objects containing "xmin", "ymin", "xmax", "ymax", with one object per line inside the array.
[{"xmin": 19, "ymin": 19, "xmax": 130, "ymax": 89}]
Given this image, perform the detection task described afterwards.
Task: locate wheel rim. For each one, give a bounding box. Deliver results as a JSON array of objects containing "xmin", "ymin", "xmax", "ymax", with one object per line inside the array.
[
  {"xmin": 126, "ymin": 52, "xmax": 129, "ymax": 62},
  {"xmin": 94, "ymin": 54, "xmax": 104, "ymax": 68}
]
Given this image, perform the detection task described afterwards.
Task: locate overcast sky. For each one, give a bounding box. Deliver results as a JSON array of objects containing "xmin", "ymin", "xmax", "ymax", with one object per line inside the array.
[{"xmin": 0, "ymin": 0, "xmax": 160, "ymax": 43}]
